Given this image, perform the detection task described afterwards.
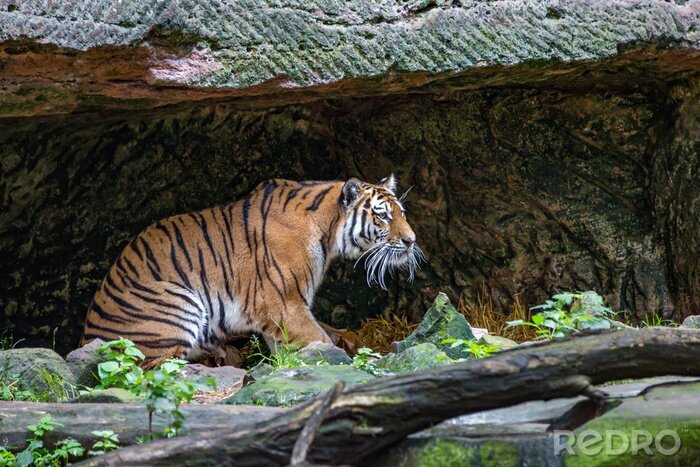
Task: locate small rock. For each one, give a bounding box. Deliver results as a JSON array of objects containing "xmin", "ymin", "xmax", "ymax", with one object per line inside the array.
[
  {"xmin": 0, "ymin": 348, "xmax": 76, "ymax": 400},
  {"xmin": 477, "ymin": 335, "xmax": 519, "ymax": 350},
  {"xmin": 395, "ymin": 293, "xmax": 475, "ymax": 359},
  {"xmin": 300, "ymin": 341, "xmax": 352, "ymax": 365},
  {"xmin": 246, "ymin": 362, "xmax": 274, "ymax": 383},
  {"xmin": 65, "ymin": 338, "xmax": 105, "ymax": 387},
  {"xmin": 471, "ymin": 328, "xmax": 489, "ymax": 340},
  {"xmin": 681, "ymin": 315, "xmax": 700, "ymax": 329},
  {"xmin": 72, "ymin": 387, "xmax": 143, "ymax": 403},
  {"xmin": 224, "ymin": 365, "xmax": 373, "ymax": 407},
  {"xmin": 376, "ymin": 343, "xmax": 454, "ymax": 374},
  {"xmin": 182, "ymin": 364, "xmax": 246, "ymax": 391}
]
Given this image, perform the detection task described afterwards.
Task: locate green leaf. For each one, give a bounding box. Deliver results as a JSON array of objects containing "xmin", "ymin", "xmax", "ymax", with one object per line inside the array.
[{"xmin": 531, "ymin": 314, "xmax": 545, "ymax": 325}]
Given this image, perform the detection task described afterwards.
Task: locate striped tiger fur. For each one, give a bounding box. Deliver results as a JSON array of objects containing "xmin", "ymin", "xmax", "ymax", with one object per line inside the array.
[{"xmin": 81, "ymin": 176, "xmax": 424, "ymax": 365}]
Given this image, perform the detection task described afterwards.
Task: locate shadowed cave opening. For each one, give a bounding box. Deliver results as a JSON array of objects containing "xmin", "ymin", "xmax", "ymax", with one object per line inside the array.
[{"xmin": 1, "ymin": 53, "xmax": 700, "ymax": 355}]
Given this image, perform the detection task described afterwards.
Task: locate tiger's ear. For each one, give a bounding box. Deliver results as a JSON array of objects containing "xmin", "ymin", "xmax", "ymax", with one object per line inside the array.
[
  {"xmin": 341, "ymin": 178, "xmax": 362, "ymax": 207},
  {"xmin": 378, "ymin": 174, "xmax": 397, "ymax": 194}
]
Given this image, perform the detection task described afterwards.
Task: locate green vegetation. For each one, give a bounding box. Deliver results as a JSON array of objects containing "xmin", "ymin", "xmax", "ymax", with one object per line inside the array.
[
  {"xmin": 88, "ymin": 339, "xmax": 214, "ymax": 439},
  {"xmin": 87, "ymin": 431, "xmax": 120, "ymax": 457},
  {"xmin": 640, "ymin": 312, "xmax": 679, "ymax": 328},
  {"xmin": 94, "ymin": 338, "xmax": 145, "ymax": 390},
  {"xmin": 0, "ymin": 416, "xmax": 123, "ymax": 466},
  {"xmin": 352, "ymin": 347, "xmax": 386, "ymax": 376},
  {"xmin": 248, "ymin": 326, "xmax": 305, "ymax": 371},
  {"xmin": 0, "ymin": 416, "xmax": 84, "ymax": 467},
  {"xmin": 440, "ymin": 339, "xmax": 501, "ymax": 359},
  {"xmin": 506, "ymin": 291, "xmax": 623, "ymax": 340},
  {"xmin": 0, "ymin": 368, "xmax": 76, "ymax": 403},
  {"xmin": 138, "ymin": 359, "xmax": 212, "ymax": 439}
]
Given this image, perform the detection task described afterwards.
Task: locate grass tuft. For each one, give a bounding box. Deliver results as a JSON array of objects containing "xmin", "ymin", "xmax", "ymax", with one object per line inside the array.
[{"xmin": 458, "ymin": 285, "xmax": 535, "ymax": 343}]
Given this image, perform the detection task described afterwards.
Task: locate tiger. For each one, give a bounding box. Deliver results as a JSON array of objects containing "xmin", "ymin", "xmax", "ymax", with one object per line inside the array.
[{"xmin": 81, "ymin": 175, "xmax": 424, "ymax": 365}]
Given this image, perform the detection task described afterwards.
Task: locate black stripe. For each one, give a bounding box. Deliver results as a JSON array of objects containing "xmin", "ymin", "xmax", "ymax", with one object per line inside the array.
[
  {"xmin": 104, "ymin": 284, "xmax": 141, "ymax": 312},
  {"xmin": 123, "ymin": 257, "xmax": 141, "ymax": 278},
  {"xmin": 163, "ymin": 288, "xmax": 200, "ymax": 309},
  {"xmin": 196, "ymin": 213, "xmax": 217, "ymax": 266},
  {"xmin": 171, "ymin": 221, "xmax": 194, "ymax": 271},
  {"xmin": 242, "ymin": 197, "xmax": 252, "ymax": 252},
  {"xmin": 106, "ymin": 271, "xmax": 124, "ymax": 293},
  {"xmin": 90, "ymin": 302, "xmax": 135, "ymax": 325},
  {"xmin": 140, "ymin": 237, "xmax": 161, "ymax": 273},
  {"xmin": 291, "ymin": 270, "xmax": 310, "ymax": 308},
  {"xmin": 169, "ymin": 242, "xmax": 193, "ymax": 289},
  {"xmin": 306, "ymin": 187, "xmax": 333, "ymax": 211},
  {"xmin": 283, "ymin": 188, "xmax": 301, "ymax": 210},
  {"xmin": 84, "ymin": 321, "xmax": 159, "ymax": 337},
  {"xmin": 217, "ymin": 293, "xmax": 228, "ymax": 334}
]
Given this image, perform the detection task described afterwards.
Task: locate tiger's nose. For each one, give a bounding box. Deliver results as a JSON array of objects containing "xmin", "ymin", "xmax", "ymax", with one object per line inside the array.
[{"xmin": 401, "ymin": 234, "xmax": 416, "ymax": 248}]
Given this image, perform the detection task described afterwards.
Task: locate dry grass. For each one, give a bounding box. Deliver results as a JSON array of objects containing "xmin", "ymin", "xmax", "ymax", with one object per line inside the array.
[
  {"xmin": 192, "ymin": 381, "xmax": 244, "ymax": 404},
  {"xmin": 356, "ymin": 314, "xmax": 418, "ymax": 354},
  {"xmin": 458, "ymin": 286, "xmax": 536, "ymax": 343}
]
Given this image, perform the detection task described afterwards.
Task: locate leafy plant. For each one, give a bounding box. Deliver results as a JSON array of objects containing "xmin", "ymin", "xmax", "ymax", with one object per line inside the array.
[
  {"xmin": 640, "ymin": 312, "xmax": 679, "ymax": 328},
  {"xmin": 506, "ymin": 291, "xmax": 624, "ymax": 340},
  {"xmin": 248, "ymin": 325, "xmax": 305, "ymax": 371},
  {"xmin": 137, "ymin": 358, "xmax": 214, "ymax": 439},
  {"xmin": 0, "ymin": 415, "xmax": 85, "ymax": 467},
  {"xmin": 87, "ymin": 431, "xmax": 120, "ymax": 457},
  {"xmin": 440, "ymin": 339, "xmax": 501, "ymax": 359},
  {"xmin": 89, "ymin": 338, "xmax": 213, "ymax": 440},
  {"xmin": 95, "ymin": 338, "xmax": 145, "ymax": 390},
  {"xmin": 352, "ymin": 347, "xmax": 386, "ymax": 376}
]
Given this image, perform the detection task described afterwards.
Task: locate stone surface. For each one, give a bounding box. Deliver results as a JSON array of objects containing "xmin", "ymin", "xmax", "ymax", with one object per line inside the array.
[
  {"xmin": 395, "ymin": 293, "xmax": 475, "ymax": 359},
  {"xmin": 0, "ymin": 1, "xmax": 698, "ymax": 116},
  {"xmin": 224, "ymin": 365, "xmax": 373, "ymax": 407},
  {"xmin": 299, "ymin": 341, "xmax": 352, "ymax": 366},
  {"xmin": 182, "ymin": 363, "xmax": 246, "ymax": 391},
  {"xmin": 682, "ymin": 315, "xmax": 700, "ymax": 329},
  {"xmin": 0, "ymin": 348, "xmax": 76, "ymax": 398},
  {"xmin": 72, "ymin": 387, "xmax": 142, "ymax": 403},
  {"xmin": 376, "ymin": 343, "xmax": 453, "ymax": 374},
  {"xmin": 65, "ymin": 338, "xmax": 105, "ymax": 387},
  {"xmin": 477, "ymin": 335, "xmax": 519, "ymax": 350}
]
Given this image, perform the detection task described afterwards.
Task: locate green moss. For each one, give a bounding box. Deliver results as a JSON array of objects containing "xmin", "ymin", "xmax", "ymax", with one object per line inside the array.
[
  {"xmin": 479, "ymin": 441, "xmax": 519, "ymax": 467},
  {"xmin": 417, "ymin": 439, "xmax": 476, "ymax": 467}
]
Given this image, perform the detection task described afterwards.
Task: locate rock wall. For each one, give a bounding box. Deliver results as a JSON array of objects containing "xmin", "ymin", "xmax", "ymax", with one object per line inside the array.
[{"xmin": 1, "ymin": 0, "xmax": 699, "ymax": 353}]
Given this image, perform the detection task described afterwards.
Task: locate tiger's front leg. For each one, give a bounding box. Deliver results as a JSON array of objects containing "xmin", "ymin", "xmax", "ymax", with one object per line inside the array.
[{"xmin": 263, "ymin": 303, "xmax": 332, "ymax": 349}]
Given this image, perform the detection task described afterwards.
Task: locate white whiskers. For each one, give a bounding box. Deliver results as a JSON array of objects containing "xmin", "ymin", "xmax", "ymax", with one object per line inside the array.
[{"xmin": 355, "ymin": 243, "xmax": 426, "ymax": 290}]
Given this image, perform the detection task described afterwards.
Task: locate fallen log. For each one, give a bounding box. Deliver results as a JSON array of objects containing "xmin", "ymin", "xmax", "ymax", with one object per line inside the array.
[
  {"xmin": 0, "ymin": 402, "xmax": 285, "ymax": 449},
  {"xmin": 64, "ymin": 329, "xmax": 700, "ymax": 465}
]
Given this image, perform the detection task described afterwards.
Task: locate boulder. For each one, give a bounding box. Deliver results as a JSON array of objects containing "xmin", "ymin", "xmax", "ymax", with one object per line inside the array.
[
  {"xmin": 182, "ymin": 364, "xmax": 246, "ymax": 391},
  {"xmin": 0, "ymin": 348, "xmax": 76, "ymax": 400},
  {"xmin": 223, "ymin": 365, "xmax": 373, "ymax": 407},
  {"xmin": 477, "ymin": 335, "xmax": 519, "ymax": 350},
  {"xmin": 72, "ymin": 387, "xmax": 142, "ymax": 403},
  {"xmin": 395, "ymin": 293, "xmax": 476, "ymax": 359},
  {"xmin": 682, "ymin": 315, "xmax": 700, "ymax": 329},
  {"xmin": 65, "ymin": 338, "xmax": 105, "ymax": 387},
  {"xmin": 376, "ymin": 343, "xmax": 454, "ymax": 374},
  {"xmin": 299, "ymin": 341, "xmax": 352, "ymax": 366}
]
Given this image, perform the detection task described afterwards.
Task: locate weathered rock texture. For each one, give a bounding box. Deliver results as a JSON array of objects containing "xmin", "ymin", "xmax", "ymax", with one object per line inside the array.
[{"xmin": 1, "ymin": 1, "xmax": 699, "ymax": 353}]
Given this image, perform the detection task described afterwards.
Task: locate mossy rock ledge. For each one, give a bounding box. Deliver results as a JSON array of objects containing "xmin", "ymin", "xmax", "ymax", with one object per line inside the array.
[{"xmin": 1, "ymin": 1, "xmax": 700, "ymax": 353}]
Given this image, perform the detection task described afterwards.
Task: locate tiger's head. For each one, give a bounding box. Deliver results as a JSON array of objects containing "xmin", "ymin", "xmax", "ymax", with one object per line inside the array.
[{"xmin": 337, "ymin": 175, "xmax": 426, "ymax": 289}]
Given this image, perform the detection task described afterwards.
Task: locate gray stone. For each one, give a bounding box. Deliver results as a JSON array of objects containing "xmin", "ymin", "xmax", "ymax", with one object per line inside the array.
[
  {"xmin": 396, "ymin": 293, "xmax": 475, "ymax": 359},
  {"xmin": 223, "ymin": 365, "xmax": 373, "ymax": 407},
  {"xmin": 182, "ymin": 363, "xmax": 246, "ymax": 391},
  {"xmin": 299, "ymin": 341, "xmax": 352, "ymax": 366},
  {"xmin": 477, "ymin": 335, "xmax": 519, "ymax": 350},
  {"xmin": 0, "ymin": 348, "xmax": 76, "ymax": 400},
  {"xmin": 72, "ymin": 387, "xmax": 143, "ymax": 403},
  {"xmin": 682, "ymin": 315, "xmax": 700, "ymax": 329},
  {"xmin": 376, "ymin": 343, "xmax": 454, "ymax": 374},
  {"xmin": 65, "ymin": 338, "xmax": 105, "ymax": 387}
]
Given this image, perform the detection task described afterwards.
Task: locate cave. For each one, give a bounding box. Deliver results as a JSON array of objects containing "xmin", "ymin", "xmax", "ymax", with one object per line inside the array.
[{"xmin": 1, "ymin": 1, "xmax": 699, "ymax": 355}]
